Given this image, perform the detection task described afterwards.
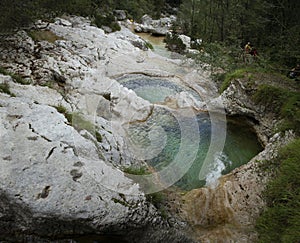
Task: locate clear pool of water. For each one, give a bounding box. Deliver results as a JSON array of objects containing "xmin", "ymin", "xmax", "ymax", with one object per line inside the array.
[
  {"xmin": 127, "ymin": 107, "xmax": 262, "ymax": 190},
  {"xmin": 116, "ymin": 59, "xmax": 262, "ymax": 190}
]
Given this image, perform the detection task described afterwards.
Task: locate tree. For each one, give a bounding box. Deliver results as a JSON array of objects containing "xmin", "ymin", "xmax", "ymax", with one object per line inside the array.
[{"xmin": 175, "ymin": 0, "xmax": 300, "ymax": 65}]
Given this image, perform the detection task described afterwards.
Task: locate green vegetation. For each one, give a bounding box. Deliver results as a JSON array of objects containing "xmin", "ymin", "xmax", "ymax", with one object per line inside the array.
[
  {"xmin": 144, "ymin": 41, "xmax": 154, "ymax": 50},
  {"xmin": 219, "ymin": 68, "xmax": 247, "ymax": 93},
  {"xmin": 165, "ymin": 32, "xmax": 186, "ymax": 54},
  {"xmin": 0, "ymin": 83, "xmax": 15, "ymax": 97},
  {"xmin": 0, "ymin": 67, "xmax": 31, "ymax": 85},
  {"xmin": 146, "ymin": 192, "xmax": 168, "ymax": 218},
  {"xmin": 175, "ymin": 0, "xmax": 300, "ymax": 66},
  {"xmin": 0, "ymin": 0, "xmax": 178, "ymax": 37},
  {"xmin": 27, "ymin": 30, "xmax": 63, "ymax": 43},
  {"xmin": 256, "ymin": 139, "xmax": 300, "ymax": 243},
  {"xmin": 54, "ymin": 105, "xmax": 102, "ymax": 142},
  {"xmin": 111, "ymin": 197, "xmax": 130, "ymax": 207},
  {"xmin": 253, "ymin": 85, "xmax": 300, "ymax": 134},
  {"xmin": 122, "ymin": 165, "xmax": 150, "ymax": 175},
  {"xmin": 93, "ymin": 13, "xmax": 120, "ymax": 32}
]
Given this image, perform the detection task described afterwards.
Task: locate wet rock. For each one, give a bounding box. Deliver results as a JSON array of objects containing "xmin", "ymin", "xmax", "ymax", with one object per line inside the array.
[{"xmin": 182, "ymin": 131, "xmax": 295, "ymax": 242}]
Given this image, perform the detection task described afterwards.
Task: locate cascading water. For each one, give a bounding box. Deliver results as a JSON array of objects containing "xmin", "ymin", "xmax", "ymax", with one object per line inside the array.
[{"xmin": 117, "ymin": 74, "xmax": 262, "ymax": 190}]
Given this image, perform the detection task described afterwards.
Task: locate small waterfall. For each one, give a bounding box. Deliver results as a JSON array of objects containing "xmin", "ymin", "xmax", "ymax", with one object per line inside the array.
[{"xmin": 205, "ymin": 152, "xmax": 232, "ymax": 188}]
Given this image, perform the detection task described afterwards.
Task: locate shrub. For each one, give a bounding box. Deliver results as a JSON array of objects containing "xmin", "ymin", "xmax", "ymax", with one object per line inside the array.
[
  {"xmin": 256, "ymin": 139, "xmax": 300, "ymax": 243},
  {"xmin": 93, "ymin": 13, "xmax": 121, "ymax": 32},
  {"xmin": 165, "ymin": 32, "xmax": 186, "ymax": 54},
  {"xmin": 253, "ymin": 85, "xmax": 300, "ymax": 134}
]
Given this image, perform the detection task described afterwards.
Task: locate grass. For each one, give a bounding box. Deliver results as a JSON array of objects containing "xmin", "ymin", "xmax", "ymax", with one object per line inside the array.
[
  {"xmin": 253, "ymin": 85, "xmax": 300, "ymax": 134},
  {"xmin": 122, "ymin": 165, "xmax": 150, "ymax": 175},
  {"xmin": 0, "ymin": 66, "xmax": 31, "ymax": 85},
  {"xmin": 27, "ymin": 30, "xmax": 63, "ymax": 43},
  {"xmin": 256, "ymin": 139, "xmax": 300, "ymax": 243},
  {"xmin": 0, "ymin": 83, "xmax": 15, "ymax": 97},
  {"xmin": 54, "ymin": 105, "xmax": 102, "ymax": 143},
  {"xmin": 145, "ymin": 41, "xmax": 154, "ymax": 50},
  {"xmin": 219, "ymin": 68, "xmax": 247, "ymax": 93}
]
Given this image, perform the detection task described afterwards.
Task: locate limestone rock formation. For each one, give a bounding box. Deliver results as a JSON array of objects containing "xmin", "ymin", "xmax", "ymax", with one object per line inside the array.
[
  {"xmin": 179, "ymin": 77, "xmax": 296, "ymax": 242},
  {"xmin": 181, "ymin": 130, "xmax": 295, "ymax": 242},
  {"xmin": 0, "ymin": 16, "xmax": 202, "ymax": 241},
  {"xmin": 134, "ymin": 15, "xmax": 175, "ymax": 36}
]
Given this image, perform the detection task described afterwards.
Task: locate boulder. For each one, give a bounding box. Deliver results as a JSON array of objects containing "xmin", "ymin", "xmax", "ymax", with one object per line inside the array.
[
  {"xmin": 114, "ymin": 10, "xmax": 127, "ymax": 21},
  {"xmin": 134, "ymin": 15, "xmax": 175, "ymax": 36}
]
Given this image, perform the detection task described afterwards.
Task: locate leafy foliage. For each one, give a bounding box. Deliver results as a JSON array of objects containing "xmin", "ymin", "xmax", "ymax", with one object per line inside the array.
[
  {"xmin": 253, "ymin": 85, "xmax": 300, "ymax": 134},
  {"xmin": 256, "ymin": 139, "xmax": 300, "ymax": 243},
  {"xmin": 175, "ymin": 0, "xmax": 300, "ymax": 66},
  {"xmin": 93, "ymin": 13, "xmax": 121, "ymax": 32}
]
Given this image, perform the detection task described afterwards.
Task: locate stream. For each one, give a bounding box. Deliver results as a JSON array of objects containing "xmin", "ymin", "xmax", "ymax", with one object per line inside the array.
[
  {"xmin": 118, "ymin": 33, "xmax": 263, "ymax": 190},
  {"xmin": 55, "ymin": 30, "xmax": 263, "ymax": 243}
]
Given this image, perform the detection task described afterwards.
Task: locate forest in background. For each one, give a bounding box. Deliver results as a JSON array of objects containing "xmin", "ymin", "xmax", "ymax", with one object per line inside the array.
[
  {"xmin": 0, "ymin": 0, "xmax": 299, "ymax": 66},
  {"xmin": 0, "ymin": 1, "xmax": 299, "ymax": 242}
]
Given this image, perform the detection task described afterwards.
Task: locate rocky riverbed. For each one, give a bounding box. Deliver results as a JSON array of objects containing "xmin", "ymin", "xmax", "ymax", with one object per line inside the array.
[{"xmin": 0, "ymin": 16, "xmax": 294, "ymax": 242}]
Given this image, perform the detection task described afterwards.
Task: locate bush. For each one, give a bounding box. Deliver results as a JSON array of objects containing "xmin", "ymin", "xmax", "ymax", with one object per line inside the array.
[
  {"xmin": 165, "ymin": 32, "xmax": 186, "ymax": 54},
  {"xmin": 93, "ymin": 13, "xmax": 121, "ymax": 32},
  {"xmin": 253, "ymin": 85, "xmax": 300, "ymax": 134},
  {"xmin": 256, "ymin": 139, "xmax": 300, "ymax": 243}
]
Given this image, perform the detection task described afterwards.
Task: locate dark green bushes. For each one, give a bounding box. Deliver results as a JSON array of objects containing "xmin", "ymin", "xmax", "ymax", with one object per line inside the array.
[
  {"xmin": 253, "ymin": 85, "xmax": 300, "ymax": 134},
  {"xmin": 256, "ymin": 139, "xmax": 300, "ymax": 243},
  {"xmin": 165, "ymin": 33, "xmax": 186, "ymax": 53},
  {"xmin": 93, "ymin": 13, "xmax": 120, "ymax": 32}
]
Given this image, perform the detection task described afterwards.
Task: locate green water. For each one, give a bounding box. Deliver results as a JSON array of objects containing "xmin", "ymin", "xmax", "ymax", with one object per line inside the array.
[
  {"xmin": 116, "ymin": 38, "xmax": 263, "ymax": 190},
  {"xmin": 117, "ymin": 74, "xmax": 202, "ymax": 103},
  {"xmin": 127, "ymin": 107, "xmax": 262, "ymax": 190},
  {"xmin": 136, "ymin": 33, "xmax": 172, "ymax": 58}
]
